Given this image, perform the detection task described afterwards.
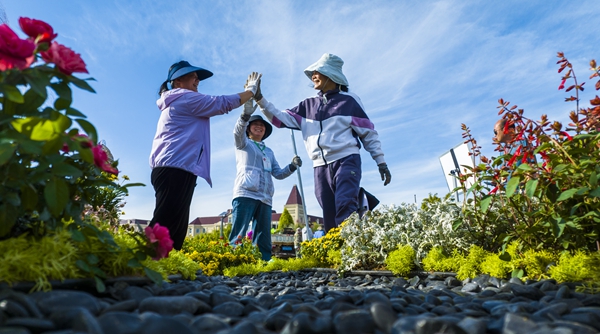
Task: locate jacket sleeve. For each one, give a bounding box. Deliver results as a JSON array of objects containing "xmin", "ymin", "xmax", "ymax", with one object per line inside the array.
[
  {"xmin": 257, "ymin": 98, "xmax": 302, "ymax": 130},
  {"xmin": 186, "ymin": 93, "xmax": 241, "ymax": 117},
  {"xmin": 267, "ymin": 148, "xmax": 294, "ymax": 180},
  {"xmin": 352, "ymin": 120, "xmax": 386, "ymax": 165},
  {"xmin": 234, "ymin": 117, "xmax": 249, "ymax": 150}
]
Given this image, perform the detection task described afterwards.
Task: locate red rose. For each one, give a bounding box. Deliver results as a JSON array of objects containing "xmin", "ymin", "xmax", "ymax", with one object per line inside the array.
[
  {"xmin": 91, "ymin": 144, "xmax": 118, "ymax": 175},
  {"xmin": 18, "ymin": 17, "xmax": 57, "ymax": 44},
  {"xmin": 0, "ymin": 24, "xmax": 35, "ymax": 70},
  {"xmin": 144, "ymin": 224, "xmax": 174, "ymax": 259},
  {"xmin": 41, "ymin": 41, "xmax": 88, "ymax": 75}
]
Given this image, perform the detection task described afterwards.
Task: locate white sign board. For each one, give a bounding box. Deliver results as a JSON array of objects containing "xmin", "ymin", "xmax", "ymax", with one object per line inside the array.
[{"xmin": 439, "ymin": 142, "xmax": 476, "ymax": 197}]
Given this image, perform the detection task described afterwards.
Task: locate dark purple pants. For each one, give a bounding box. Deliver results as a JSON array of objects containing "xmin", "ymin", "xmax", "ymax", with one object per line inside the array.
[
  {"xmin": 151, "ymin": 167, "xmax": 197, "ymax": 250},
  {"xmin": 314, "ymin": 154, "xmax": 362, "ymax": 232}
]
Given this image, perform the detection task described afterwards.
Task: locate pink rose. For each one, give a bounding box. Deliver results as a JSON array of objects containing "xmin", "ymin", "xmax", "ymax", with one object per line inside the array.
[
  {"xmin": 41, "ymin": 41, "xmax": 88, "ymax": 75},
  {"xmin": 144, "ymin": 223, "xmax": 174, "ymax": 259},
  {"xmin": 0, "ymin": 24, "xmax": 35, "ymax": 71},
  {"xmin": 18, "ymin": 17, "xmax": 57, "ymax": 44},
  {"xmin": 91, "ymin": 144, "xmax": 118, "ymax": 175}
]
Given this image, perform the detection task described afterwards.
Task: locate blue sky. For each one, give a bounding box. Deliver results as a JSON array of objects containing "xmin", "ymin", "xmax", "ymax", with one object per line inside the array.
[{"xmin": 3, "ymin": 1, "xmax": 600, "ymax": 221}]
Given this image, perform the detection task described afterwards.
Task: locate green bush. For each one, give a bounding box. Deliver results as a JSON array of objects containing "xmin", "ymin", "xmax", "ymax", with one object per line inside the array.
[{"xmin": 385, "ymin": 245, "xmax": 415, "ymax": 276}]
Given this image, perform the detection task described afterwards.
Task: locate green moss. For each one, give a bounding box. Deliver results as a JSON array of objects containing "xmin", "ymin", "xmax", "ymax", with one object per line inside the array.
[
  {"xmin": 0, "ymin": 230, "xmax": 83, "ymax": 291},
  {"xmin": 480, "ymin": 253, "xmax": 510, "ymax": 278},
  {"xmin": 385, "ymin": 245, "xmax": 415, "ymax": 276},
  {"xmin": 422, "ymin": 247, "xmax": 460, "ymax": 272},
  {"xmin": 548, "ymin": 250, "xmax": 598, "ymax": 283},
  {"xmin": 456, "ymin": 245, "xmax": 489, "ymax": 280},
  {"xmin": 147, "ymin": 250, "xmax": 199, "ymax": 280}
]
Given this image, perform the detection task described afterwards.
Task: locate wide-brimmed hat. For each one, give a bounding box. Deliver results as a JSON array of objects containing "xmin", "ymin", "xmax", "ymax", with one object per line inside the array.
[
  {"xmin": 303, "ymin": 53, "xmax": 349, "ymax": 86},
  {"xmin": 246, "ymin": 115, "xmax": 272, "ymax": 141},
  {"xmin": 167, "ymin": 60, "xmax": 213, "ymax": 82}
]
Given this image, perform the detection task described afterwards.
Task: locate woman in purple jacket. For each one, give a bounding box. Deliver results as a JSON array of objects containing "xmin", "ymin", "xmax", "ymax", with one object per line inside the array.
[{"xmin": 149, "ymin": 60, "xmax": 260, "ymax": 250}]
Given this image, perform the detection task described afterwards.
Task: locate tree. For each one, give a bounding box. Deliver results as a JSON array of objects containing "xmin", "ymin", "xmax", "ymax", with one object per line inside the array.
[{"xmin": 277, "ymin": 208, "xmax": 294, "ymax": 233}]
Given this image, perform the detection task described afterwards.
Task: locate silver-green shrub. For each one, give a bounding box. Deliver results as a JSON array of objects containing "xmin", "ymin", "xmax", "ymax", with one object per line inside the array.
[{"xmin": 339, "ymin": 197, "xmax": 474, "ymax": 272}]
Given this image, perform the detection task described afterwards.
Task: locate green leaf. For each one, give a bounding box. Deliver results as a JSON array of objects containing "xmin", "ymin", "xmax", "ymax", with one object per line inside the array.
[
  {"xmin": 94, "ymin": 276, "xmax": 106, "ymax": 293},
  {"xmin": 52, "ymin": 162, "xmax": 83, "ymax": 178},
  {"xmin": 86, "ymin": 254, "xmax": 99, "ymax": 265},
  {"xmin": 551, "ymin": 217, "xmax": 566, "ymax": 238},
  {"xmin": 91, "ymin": 266, "xmax": 106, "ymax": 278},
  {"xmin": 69, "ymin": 76, "xmax": 96, "ymax": 93},
  {"xmin": 590, "ymin": 172, "xmax": 599, "ymax": 187},
  {"xmin": 1, "ymin": 84, "xmax": 24, "ymax": 103},
  {"xmin": 122, "ymin": 182, "xmax": 146, "ymax": 188},
  {"xmin": 127, "ymin": 258, "xmax": 142, "ymax": 268},
  {"xmin": 50, "ymin": 82, "xmax": 72, "ymax": 102},
  {"xmin": 516, "ymin": 163, "xmax": 532, "ymax": 171},
  {"xmin": 575, "ymin": 187, "xmax": 589, "ymax": 196},
  {"xmin": 479, "ymin": 195, "xmax": 492, "ymax": 213},
  {"xmin": 499, "ymin": 252, "xmax": 511, "ymax": 261},
  {"xmin": 144, "ymin": 267, "xmax": 164, "ymax": 285},
  {"xmin": 20, "ymin": 184, "xmax": 38, "ymax": 211},
  {"xmin": 505, "ymin": 176, "xmax": 520, "ymax": 197},
  {"xmin": 44, "ymin": 177, "xmax": 69, "ymax": 216},
  {"xmin": 135, "ymin": 251, "xmax": 147, "ymax": 261},
  {"xmin": 23, "ymin": 72, "xmax": 49, "ymax": 99},
  {"xmin": 511, "ymin": 269, "xmax": 524, "ymax": 278},
  {"xmin": 54, "ymin": 98, "xmax": 71, "ymax": 111},
  {"xmin": 65, "ymin": 107, "xmax": 86, "ymax": 118},
  {"xmin": 590, "ymin": 187, "xmax": 600, "ymax": 197},
  {"xmin": 554, "ymin": 164, "xmax": 568, "ymax": 172},
  {"xmin": 76, "ymin": 119, "xmax": 98, "ymax": 143},
  {"xmin": 17, "ymin": 88, "xmax": 47, "ymax": 115},
  {"xmin": 556, "ymin": 188, "xmax": 578, "ymax": 202},
  {"xmin": 75, "ymin": 260, "xmax": 90, "ymax": 272},
  {"xmin": 0, "ymin": 204, "xmax": 18, "ymax": 237},
  {"xmin": 0, "ymin": 143, "xmax": 16, "ymax": 165},
  {"xmin": 11, "ymin": 114, "xmax": 72, "ymax": 141},
  {"xmin": 524, "ymin": 179, "xmax": 538, "ymax": 198},
  {"xmin": 70, "ymin": 229, "xmax": 86, "ymax": 242}
]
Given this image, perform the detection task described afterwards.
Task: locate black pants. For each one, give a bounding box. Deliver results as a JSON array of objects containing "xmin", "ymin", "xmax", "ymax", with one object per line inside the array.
[{"xmin": 150, "ymin": 167, "xmax": 197, "ymax": 250}]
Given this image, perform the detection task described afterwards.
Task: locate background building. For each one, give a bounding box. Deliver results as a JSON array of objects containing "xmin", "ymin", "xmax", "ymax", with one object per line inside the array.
[{"xmin": 120, "ymin": 185, "xmax": 323, "ymax": 237}]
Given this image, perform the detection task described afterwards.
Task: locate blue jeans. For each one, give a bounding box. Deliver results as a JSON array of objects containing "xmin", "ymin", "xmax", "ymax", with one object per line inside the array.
[{"xmin": 229, "ymin": 197, "xmax": 272, "ymax": 261}]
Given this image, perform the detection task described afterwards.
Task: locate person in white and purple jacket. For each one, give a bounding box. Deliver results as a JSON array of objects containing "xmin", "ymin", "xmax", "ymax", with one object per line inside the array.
[
  {"xmin": 149, "ymin": 60, "xmax": 261, "ymax": 250},
  {"xmin": 255, "ymin": 53, "xmax": 392, "ymax": 233}
]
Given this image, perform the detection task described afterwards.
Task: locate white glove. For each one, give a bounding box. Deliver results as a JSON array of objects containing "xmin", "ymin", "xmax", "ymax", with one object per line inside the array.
[
  {"xmin": 241, "ymin": 100, "xmax": 257, "ymax": 121},
  {"xmin": 244, "ymin": 72, "xmax": 262, "ymax": 96}
]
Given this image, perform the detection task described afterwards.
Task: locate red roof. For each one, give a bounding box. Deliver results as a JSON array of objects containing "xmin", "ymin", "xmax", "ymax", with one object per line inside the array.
[
  {"xmin": 285, "ymin": 184, "xmax": 303, "ymax": 205},
  {"xmin": 190, "ymin": 216, "xmax": 222, "ymax": 225}
]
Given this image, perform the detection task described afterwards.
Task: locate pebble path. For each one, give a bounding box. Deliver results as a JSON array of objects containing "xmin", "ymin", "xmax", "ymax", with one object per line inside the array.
[{"xmin": 1, "ymin": 270, "xmax": 600, "ymax": 334}]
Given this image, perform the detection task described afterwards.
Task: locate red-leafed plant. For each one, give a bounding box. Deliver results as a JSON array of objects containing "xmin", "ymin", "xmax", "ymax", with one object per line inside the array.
[{"xmin": 455, "ymin": 52, "xmax": 600, "ymax": 254}]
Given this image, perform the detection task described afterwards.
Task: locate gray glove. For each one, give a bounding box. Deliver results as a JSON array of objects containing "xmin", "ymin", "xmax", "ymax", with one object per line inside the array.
[
  {"xmin": 290, "ymin": 156, "xmax": 302, "ymax": 171},
  {"xmin": 244, "ymin": 72, "xmax": 262, "ymax": 96},
  {"xmin": 241, "ymin": 100, "xmax": 257, "ymax": 122},
  {"xmin": 253, "ymin": 78, "xmax": 263, "ymax": 102},
  {"xmin": 378, "ymin": 163, "xmax": 391, "ymax": 186}
]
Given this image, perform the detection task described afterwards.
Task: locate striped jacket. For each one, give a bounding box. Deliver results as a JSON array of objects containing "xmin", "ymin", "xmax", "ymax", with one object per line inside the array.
[{"xmin": 257, "ymin": 89, "xmax": 385, "ymax": 167}]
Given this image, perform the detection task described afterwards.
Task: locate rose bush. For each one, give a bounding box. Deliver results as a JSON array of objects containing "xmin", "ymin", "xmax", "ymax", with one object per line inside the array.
[
  {"xmin": 0, "ymin": 17, "xmax": 160, "ymax": 291},
  {"xmin": 0, "ymin": 24, "xmax": 35, "ymax": 70}
]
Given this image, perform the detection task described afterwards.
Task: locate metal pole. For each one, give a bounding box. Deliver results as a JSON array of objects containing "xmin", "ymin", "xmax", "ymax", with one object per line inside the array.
[
  {"xmin": 290, "ymin": 129, "xmax": 312, "ymax": 241},
  {"xmin": 220, "ymin": 217, "xmax": 224, "ymax": 239}
]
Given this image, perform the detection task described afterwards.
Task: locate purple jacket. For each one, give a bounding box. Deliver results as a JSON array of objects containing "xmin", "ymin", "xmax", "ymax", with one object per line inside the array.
[{"xmin": 149, "ymin": 88, "xmax": 241, "ymax": 186}]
